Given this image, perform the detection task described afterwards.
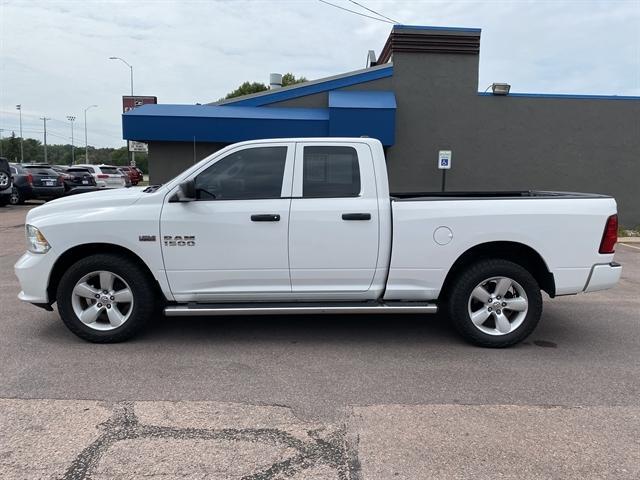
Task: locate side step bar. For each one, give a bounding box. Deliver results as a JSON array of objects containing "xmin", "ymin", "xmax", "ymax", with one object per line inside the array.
[{"xmin": 164, "ymin": 302, "xmax": 438, "ymax": 317}]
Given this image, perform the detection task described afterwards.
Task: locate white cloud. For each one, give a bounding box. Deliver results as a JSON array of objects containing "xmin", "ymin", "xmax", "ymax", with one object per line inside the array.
[{"xmin": 1, "ymin": 0, "xmax": 638, "ymax": 148}]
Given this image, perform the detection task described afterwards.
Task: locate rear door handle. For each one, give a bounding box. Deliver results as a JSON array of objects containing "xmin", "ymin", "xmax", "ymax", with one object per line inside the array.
[
  {"xmin": 342, "ymin": 213, "xmax": 371, "ymax": 221},
  {"xmin": 251, "ymin": 214, "xmax": 280, "ymax": 222}
]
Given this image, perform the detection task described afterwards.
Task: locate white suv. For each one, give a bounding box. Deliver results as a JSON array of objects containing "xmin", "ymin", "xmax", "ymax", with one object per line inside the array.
[{"xmin": 75, "ymin": 164, "xmax": 126, "ymax": 189}]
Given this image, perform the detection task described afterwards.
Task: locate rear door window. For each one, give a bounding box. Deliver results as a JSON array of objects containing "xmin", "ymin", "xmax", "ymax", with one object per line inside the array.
[{"xmin": 302, "ymin": 146, "xmax": 361, "ymax": 198}]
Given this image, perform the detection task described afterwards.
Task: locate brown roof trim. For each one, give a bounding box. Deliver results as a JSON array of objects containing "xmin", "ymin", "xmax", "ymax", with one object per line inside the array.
[{"xmin": 379, "ymin": 30, "xmax": 481, "ymax": 63}]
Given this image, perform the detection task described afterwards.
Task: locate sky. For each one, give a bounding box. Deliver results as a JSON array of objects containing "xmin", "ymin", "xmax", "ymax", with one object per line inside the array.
[{"xmin": 1, "ymin": 0, "xmax": 639, "ymax": 149}]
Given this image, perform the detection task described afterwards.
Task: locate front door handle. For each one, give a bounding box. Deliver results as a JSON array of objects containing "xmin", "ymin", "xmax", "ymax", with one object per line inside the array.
[
  {"xmin": 251, "ymin": 214, "xmax": 280, "ymax": 222},
  {"xmin": 342, "ymin": 213, "xmax": 371, "ymax": 221}
]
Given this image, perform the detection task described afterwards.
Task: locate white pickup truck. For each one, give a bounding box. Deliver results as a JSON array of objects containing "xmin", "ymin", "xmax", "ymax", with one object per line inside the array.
[{"xmin": 15, "ymin": 138, "xmax": 621, "ymax": 347}]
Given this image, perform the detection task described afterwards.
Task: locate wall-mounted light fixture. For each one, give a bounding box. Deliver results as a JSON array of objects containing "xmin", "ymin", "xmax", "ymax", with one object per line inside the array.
[{"xmin": 490, "ymin": 83, "xmax": 511, "ymax": 95}]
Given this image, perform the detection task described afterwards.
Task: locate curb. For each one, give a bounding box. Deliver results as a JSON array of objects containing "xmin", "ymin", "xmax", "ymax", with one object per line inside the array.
[{"xmin": 619, "ymin": 237, "xmax": 640, "ymax": 243}]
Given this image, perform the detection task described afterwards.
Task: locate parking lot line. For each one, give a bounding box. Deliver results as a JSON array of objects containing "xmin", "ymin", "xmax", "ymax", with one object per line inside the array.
[{"xmin": 620, "ymin": 243, "xmax": 640, "ymax": 251}]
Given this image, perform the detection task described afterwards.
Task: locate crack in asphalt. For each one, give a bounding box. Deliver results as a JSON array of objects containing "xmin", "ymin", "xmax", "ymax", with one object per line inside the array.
[{"xmin": 62, "ymin": 402, "xmax": 361, "ymax": 480}]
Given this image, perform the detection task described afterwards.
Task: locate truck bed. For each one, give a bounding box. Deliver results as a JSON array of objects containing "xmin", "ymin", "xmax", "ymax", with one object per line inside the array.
[{"xmin": 391, "ymin": 190, "xmax": 611, "ymax": 201}]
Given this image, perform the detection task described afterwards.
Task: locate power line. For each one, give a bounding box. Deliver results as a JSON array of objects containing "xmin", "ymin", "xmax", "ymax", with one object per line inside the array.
[
  {"xmin": 318, "ymin": 0, "xmax": 393, "ymax": 23},
  {"xmin": 347, "ymin": 0, "xmax": 399, "ymax": 23}
]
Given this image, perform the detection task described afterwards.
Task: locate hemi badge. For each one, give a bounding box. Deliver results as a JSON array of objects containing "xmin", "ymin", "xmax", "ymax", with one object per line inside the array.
[{"xmin": 138, "ymin": 235, "xmax": 157, "ymax": 242}]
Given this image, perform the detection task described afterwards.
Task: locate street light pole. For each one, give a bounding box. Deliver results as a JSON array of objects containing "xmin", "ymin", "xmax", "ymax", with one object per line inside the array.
[
  {"xmin": 109, "ymin": 57, "xmax": 134, "ymax": 96},
  {"xmin": 109, "ymin": 56, "xmax": 135, "ymax": 166},
  {"xmin": 84, "ymin": 105, "xmax": 98, "ymax": 163},
  {"xmin": 16, "ymin": 105, "xmax": 24, "ymax": 163},
  {"xmin": 40, "ymin": 117, "xmax": 51, "ymax": 163},
  {"xmin": 66, "ymin": 115, "xmax": 76, "ymax": 165}
]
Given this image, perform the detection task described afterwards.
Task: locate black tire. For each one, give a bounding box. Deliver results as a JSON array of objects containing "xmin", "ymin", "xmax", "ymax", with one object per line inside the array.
[
  {"xmin": 9, "ymin": 187, "xmax": 22, "ymax": 205},
  {"xmin": 447, "ymin": 259, "xmax": 543, "ymax": 348},
  {"xmin": 56, "ymin": 253, "xmax": 157, "ymax": 343}
]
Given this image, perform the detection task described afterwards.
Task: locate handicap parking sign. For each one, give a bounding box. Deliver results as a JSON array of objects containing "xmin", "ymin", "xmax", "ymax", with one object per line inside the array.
[{"xmin": 438, "ymin": 150, "xmax": 452, "ymax": 169}]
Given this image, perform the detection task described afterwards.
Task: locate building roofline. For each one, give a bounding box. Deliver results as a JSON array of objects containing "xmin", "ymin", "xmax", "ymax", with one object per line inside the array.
[
  {"xmin": 212, "ymin": 63, "xmax": 393, "ymax": 107},
  {"xmin": 477, "ymin": 92, "xmax": 640, "ymax": 101},
  {"xmin": 393, "ymin": 24, "xmax": 481, "ymax": 33}
]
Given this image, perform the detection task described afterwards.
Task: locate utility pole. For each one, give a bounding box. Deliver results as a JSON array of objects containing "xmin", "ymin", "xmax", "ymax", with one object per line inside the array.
[
  {"xmin": 16, "ymin": 105, "xmax": 24, "ymax": 163},
  {"xmin": 40, "ymin": 117, "xmax": 51, "ymax": 163},
  {"xmin": 84, "ymin": 105, "xmax": 98, "ymax": 163},
  {"xmin": 66, "ymin": 116, "xmax": 76, "ymax": 165}
]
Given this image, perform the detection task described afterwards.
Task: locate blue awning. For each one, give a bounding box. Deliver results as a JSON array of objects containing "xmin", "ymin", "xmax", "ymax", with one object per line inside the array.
[
  {"xmin": 328, "ymin": 91, "xmax": 396, "ymax": 145},
  {"xmin": 123, "ymin": 91, "xmax": 396, "ymax": 146}
]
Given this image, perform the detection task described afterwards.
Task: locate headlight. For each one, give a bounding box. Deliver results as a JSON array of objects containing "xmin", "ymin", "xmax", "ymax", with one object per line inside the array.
[{"xmin": 25, "ymin": 225, "xmax": 51, "ymax": 254}]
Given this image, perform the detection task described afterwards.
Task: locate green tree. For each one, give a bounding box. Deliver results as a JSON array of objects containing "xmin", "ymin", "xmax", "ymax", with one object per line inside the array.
[
  {"xmin": 223, "ymin": 72, "xmax": 308, "ymax": 100},
  {"xmin": 281, "ymin": 73, "xmax": 307, "ymax": 86},
  {"xmin": 2, "ymin": 132, "xmax": 21, "ymax": 162},
  {"xmin": 0, "ymin": 137, "xmax": 148, "ymax": 172},
  {"xmin": 224, "ymin": 81, "xmax": 268, "ymax": 99}
]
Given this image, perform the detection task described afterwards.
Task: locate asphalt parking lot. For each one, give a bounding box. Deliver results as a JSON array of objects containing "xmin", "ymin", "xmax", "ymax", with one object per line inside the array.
[{"xmin": 1, "ymin": 203, "xmax": 639, "ymax": 479}]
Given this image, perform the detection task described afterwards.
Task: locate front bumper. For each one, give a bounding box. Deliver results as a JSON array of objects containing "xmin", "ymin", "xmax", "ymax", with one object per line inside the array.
[
  {"xmin": 584, "ymin": 262, "xmax": 622, "ymax": 293},
  {"xmin": 15, "ymin": 250, "xmax": 58, "ymax": 304}
]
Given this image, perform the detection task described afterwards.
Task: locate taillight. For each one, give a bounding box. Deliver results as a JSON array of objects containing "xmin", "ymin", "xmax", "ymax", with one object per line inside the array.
[
  {"xmin": 599, "ymin": 214, "xmax": 618, "ymax": 254},
  {"xmin": 58, "ymin": 175, "xmax": 64, "ymax": 185},
  {"xmin": 27, "ymin": 173, "xmax": 33, "ymax": 185},
  {"xmin": 97, "ymin": 174, "xmax": 109, "ymax": 179}
]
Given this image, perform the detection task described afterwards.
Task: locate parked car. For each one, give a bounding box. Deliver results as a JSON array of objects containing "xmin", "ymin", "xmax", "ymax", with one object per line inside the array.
[
  {"xmin": 0, "ymin": 157, "xmax": 12, "ymax": 206},
  {"xmin": 118, "ymin": 168, "xmax": 132, "ymax": 187},
  {"xmin": 9, "ymin": 163, "xmax": 35, "ymax": 205},
  {"xmin": 51, "ymin": 165, "xmax": 75, "ymax": 191},
  {"xmin": 118, "ymin": 166, "xmax": 142, "ymax": 185},
  {"xmin": 15, "ymin": 138, "xmax": 621, "ymax": 346},
  {"xmin": 64, "ymin": 167, "xmax": 98, "ymax": 190},
  {"xmin": 22, "ymin": 165, "xmax": 66, "ymax": 200},
  {"xmin": 74, "ymin": 164, "xmax": 126, "ymax": 189}
]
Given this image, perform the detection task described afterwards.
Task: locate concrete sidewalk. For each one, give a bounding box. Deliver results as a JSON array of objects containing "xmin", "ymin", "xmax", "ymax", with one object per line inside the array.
[{"xmin": 2, "ymin": 399, "xmax": 638, "ymax": 479}]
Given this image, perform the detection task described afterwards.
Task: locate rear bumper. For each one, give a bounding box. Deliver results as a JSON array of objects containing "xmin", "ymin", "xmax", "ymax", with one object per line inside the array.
[
  {"xmin": 33, "ymin": 186, "xmax": 65, "ymax": 198},
  {"xmin": 584, "ymin": 262, "xmax": 622, "ymax": 293}
]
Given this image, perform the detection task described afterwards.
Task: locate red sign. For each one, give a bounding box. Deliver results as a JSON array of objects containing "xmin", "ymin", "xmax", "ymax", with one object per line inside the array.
[{"xmin": 123, "ymin": 95, "xmax": 157, "ymax": 113}]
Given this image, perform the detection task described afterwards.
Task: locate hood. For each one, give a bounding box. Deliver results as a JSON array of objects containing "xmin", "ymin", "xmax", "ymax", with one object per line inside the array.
[{"xmin": 26, "ymin": 187, "xmax": 147, "ymax": 224}]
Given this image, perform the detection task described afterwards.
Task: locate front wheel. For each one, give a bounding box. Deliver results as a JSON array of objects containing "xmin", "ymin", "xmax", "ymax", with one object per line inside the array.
[
  {"xmin": 56, "ymin": 253, "xmax": 157, "ymax": 342},
  {"xmin": 447, "ymin": 259, "xmax": 543, "ymax": 348}
]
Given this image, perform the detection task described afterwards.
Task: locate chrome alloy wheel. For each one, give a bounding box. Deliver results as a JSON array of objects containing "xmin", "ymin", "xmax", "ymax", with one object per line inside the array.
[
  {"xmin": 0, "ymin": 172, "xmax": 9, "ymax": 189},
  {"xmin": 71, "ymin": 271, "xmax": 134, "ymax": 331},
  {"xmin": 467, "ymin": 276, "xmax": 529, "ymax": 336}
]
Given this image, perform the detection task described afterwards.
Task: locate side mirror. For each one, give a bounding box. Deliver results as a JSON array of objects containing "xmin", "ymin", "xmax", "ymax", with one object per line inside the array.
[{"xmin": 169, "ymin": 179, "xmax": 197, "ymax": 203}]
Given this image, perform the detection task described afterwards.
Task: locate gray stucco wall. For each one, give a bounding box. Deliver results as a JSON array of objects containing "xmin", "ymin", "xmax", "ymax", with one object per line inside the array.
[
  {"xmin": 147, "ymin": 141, "xmax": 228, "ymax": 184},
  {"xmin": 386, "ymin": 50, "xmax": 640, "ymax": 226}
]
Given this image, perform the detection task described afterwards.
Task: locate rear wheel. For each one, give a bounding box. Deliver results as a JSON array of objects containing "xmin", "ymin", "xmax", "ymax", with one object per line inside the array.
[
  {"xmin": 9, "ymin": 187, "xmax": 22, "ymax": 205},
  {"xmin": 447, "ymin": 259, "xmax": 542, "ymax": 347},
  {"xmin": 56, "ymin": 253, "xmax": 157, "ymax": 342}
]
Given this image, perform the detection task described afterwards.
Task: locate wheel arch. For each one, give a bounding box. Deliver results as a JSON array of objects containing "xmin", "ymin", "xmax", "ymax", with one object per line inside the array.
[
  {"xmin": 47, "ymin": 243, "xmax": 165, "ymax": 304},
  {"xmin": 440, "ymin": 241, "xmax": 556, "ymax": 300}
]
